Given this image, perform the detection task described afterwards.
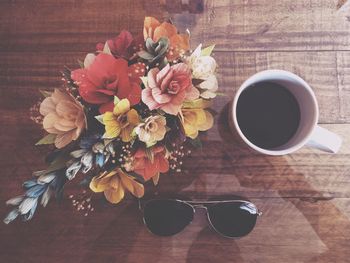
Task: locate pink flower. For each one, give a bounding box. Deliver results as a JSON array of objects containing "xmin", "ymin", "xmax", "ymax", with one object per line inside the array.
[{"xmin": 142, "ymin": 63, "xmax": 199, "ymax": 115}]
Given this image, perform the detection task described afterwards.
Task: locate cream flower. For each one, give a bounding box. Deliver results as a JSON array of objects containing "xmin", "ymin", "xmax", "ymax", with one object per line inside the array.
[
  {"xmin": 39, "ymin": 89, "xmax": 86, "ymax": 148},
  {"xmin": 187, "ymin": 44, "xmax": 218, "ymax": 99},
  {"xmin": 135, "ymin": 115, "xmax": 167, "ymax": 147}
]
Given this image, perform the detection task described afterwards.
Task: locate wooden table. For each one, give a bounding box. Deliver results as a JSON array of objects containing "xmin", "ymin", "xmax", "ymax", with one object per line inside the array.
[{"xmin": 1, "ymin": 0, "xmax": 350, "ymax": 262}]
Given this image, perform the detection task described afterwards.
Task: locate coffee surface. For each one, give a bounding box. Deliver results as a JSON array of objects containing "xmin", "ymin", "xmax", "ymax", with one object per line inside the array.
[{"xmin": 236, "ymin": 81, "xmax": 301, "ymax": 149}]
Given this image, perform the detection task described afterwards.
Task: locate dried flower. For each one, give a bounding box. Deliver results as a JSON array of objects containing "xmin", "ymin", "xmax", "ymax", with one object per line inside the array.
[
  {"xmin": 100, "ymin": 98, "xmax": 140, "ymax": 142},
  {"xmin": 39, "ymin": 89, "xmax": 87, "ymax": 149},
  {"xmin": 137, "ymin": 37, "xmax": 169, "ymax": 65},
  {"xmin": 135, "ymin": 115, "xmax": 167, "ymax": 147},
  {"xmin": 4, "ymin": 170, "xmax": 66, "ymax": 224},
  {"xmin": 67, "ymin": 134, "xmax": 117, "ymax": 180},
  {"xmin": 180, "ymin": 99, "xmax": 214, "ymax": 139},
  {"xmin": 89, "ymin": 169, "xmax": 144, "ymax": 204},
  {"xmin": 142, "ymin": 63, "xmax": 199, "ymax": 115},
  {"xmin": 71, "ymin": 53, "xmax": 145, "ymax": 113},
  {"xmin": 187, "ymin": 44, "xmax": 218, "ymax": 99},
  {"xmin": 143, "ymin": 17, "xmax": 190, "ymax": 61},
  {"xmin": 132, "ymin": 146, "xmax": 169, "ymax": 181}
]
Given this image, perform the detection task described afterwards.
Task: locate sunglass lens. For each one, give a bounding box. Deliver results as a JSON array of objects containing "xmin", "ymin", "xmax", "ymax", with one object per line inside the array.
[
  {"xmin": 143, "ymin": 199, "xmax": 194, "ymax": 236},
  {"xmin": 207, "ymin": 202, "xmax": 258, "ymax": 238}
]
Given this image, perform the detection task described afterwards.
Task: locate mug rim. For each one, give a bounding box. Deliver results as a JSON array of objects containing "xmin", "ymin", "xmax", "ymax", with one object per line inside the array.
[{"xmin": 231, "ymin": 69, "xmax": 319, "ymax": 156}]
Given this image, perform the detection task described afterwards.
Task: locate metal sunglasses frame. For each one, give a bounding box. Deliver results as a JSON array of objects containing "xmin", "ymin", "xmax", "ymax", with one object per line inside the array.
[{"xmin": 138, "ymin": 198, "xmax": 263, "ymax": 239}]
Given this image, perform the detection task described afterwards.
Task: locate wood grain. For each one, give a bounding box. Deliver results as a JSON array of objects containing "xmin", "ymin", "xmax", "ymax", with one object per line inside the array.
[
  {"xmin": 1, "ymin": 51, "xmax": 350, "ymax": 123},
  {"xmin": 1, "ymin": 0, "xmax": 350, "ymax": 263}
]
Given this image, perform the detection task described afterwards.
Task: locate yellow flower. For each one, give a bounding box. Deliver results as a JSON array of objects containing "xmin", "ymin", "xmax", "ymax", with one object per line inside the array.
[
  {"xmin": 180, "ymin": 99, "xmax": 214, "ymax": 139},
  {"xmin": 102, "ymin": 98, "xmax": 140, "ymax": 142},
  {"xmin": 89, "ymin": 169, "xmax": 144, "ymax": 204}
]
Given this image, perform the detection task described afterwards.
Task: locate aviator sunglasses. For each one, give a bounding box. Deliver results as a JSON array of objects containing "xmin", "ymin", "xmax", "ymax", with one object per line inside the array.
[{"xmin": 139, "ymin": 199, "xmax": 262, "ymax": 238}]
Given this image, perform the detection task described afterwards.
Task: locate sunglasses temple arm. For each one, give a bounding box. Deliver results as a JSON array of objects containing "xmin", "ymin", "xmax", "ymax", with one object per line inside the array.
[{"xmin": 138, "ymin": 199, "xmax": 142, "ymax": 210}]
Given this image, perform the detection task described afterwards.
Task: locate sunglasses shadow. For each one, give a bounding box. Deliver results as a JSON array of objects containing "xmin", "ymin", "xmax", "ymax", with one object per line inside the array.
[
  {"xmin": 81, "ymin": 201, "xmax": 162, "ymax": 263},
  {"xmin": 185, "ymin": 226, "xmax": 245, "ymax": 263}
]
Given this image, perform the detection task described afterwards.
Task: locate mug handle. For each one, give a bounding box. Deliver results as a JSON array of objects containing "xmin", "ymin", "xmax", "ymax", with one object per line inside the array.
[{"xmin": 306, "ymin": 125, "xmax": 342, "ymax": 153}]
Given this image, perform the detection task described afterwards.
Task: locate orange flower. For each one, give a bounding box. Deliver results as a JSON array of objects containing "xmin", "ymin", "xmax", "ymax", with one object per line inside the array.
[
  {"xmin": 39, "ymin": 89, "xmax": 86, "ymax": 148},
  {"xmin": 143, "ymin": 17, "xmax": 189, "ymax": 61},
  {"xmin": 132, "ymin": 146, "xmax": 169, "ymax": 181}
]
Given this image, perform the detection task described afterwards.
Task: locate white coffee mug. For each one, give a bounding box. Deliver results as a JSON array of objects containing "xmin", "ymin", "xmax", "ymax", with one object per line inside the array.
[{"xmin": 229, "ymin": 70, "xmax": 342, "ymax": 156}]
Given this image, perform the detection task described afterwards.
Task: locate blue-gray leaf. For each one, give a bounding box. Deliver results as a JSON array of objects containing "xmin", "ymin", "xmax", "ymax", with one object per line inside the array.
[
  {"xmin": 66, "ymin": 161, "xmax": 82, "ymax": 180},
  {"xmin": 6, "ymin": 195, "xmax": 24, "ymax": 206},
  {"xmin": 25, "ymin": 184, "xmax": 47, "ymax": 198},
  {"xmin": 3, "ymin": 209, "xmax": 19, "ymax": 224},
  {"xmin": 18, "ymin": 197, "xmax": 38, "ymax": 214},
  {"xmin": 23, "ymin": 198, "xmax": 38, "ymax": 221},
  {"xmin": 23, "ymin": 179, "xmax": 37, "ymax": 189}
]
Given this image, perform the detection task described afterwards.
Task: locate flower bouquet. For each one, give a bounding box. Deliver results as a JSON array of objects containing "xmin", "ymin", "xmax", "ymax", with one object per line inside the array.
[{"xmin": 4, "ymin": 17, "xmax": 219, "ymax": 224}]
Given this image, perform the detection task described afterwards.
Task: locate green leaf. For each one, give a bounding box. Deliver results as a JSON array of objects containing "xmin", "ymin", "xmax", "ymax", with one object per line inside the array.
[
  {"xmin": 137, "ymin": 50, "xmax": 154, "ymax": 60},
  {"xmin": 145, "ymin": 37, "xmax": 155, "ymax": 51},
  {"xmin": 39, "ymin": 89, "xmax": 53, "ymax": 98},
  {"xmin": 102, "ymin": 133, "xmax": 115, "ymax": 139},
  {"xmin": 145, "ymin": 148, "xmax": 154, "ymax": 163},
  {"xmin": 77, "ymin": 59, "xmax": 84, "ymax": 68},
  {"xmin": 182, "ymin": 98, "xmax": 212, "ymax": 109},
  {"xmin": 95, "ymin": 114, "xmax": 105, "ymax": 124},
  {"xmin": 45, "ymin": 151, "xmax": 72, "ymax": 174},
  {"xmin": 189, "ymin": 137, "xmax": 202, "ymax": 149},
  {"xmin": 192, "ymin": 78, "xmax": 205, "ymax": 86},
  {"xmin": 201, "ymin": 44, "xmax": 215, "ymax": 56},
  {"xmin": 32, "ymin": 170, "xmax": 47, "ymax": 177},
  {"xmin": 114, "ymin": 96, "xmax": 120, "ymax": 105},
  {"xmin": 140, "ymin": 76, "xmax": 148, "ymax": 88},
  {"xmin": 156, "ymin": 109, "xmax": 166, "ymax": 115},
  {"xmin": 35, "ymin": 134, "xmax": 57, "ymax": 145},
  {"xmin": 103, "ymin": 42, "xmax": 112, "ymax": 55},
  {"xmin": 146, "ymin": 140, "xmax": 157, "ymax": 148},
  {"xmin": 214, "ymin": 92, "xmax": 228, "ymax": 97}
]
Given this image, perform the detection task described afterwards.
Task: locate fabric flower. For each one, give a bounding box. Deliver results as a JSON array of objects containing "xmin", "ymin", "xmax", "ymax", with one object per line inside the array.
[
  {"xmin": 71, "ymin": 53, "xmax": 145, "ymax": 113},
  {"xmin": 66, "ymin": 134, "xmax": 116, "ymax": 180},
  {"xmin": 187, "ymin": 44, "xmax": 218, "ymax": 99},
  {"xmin": 143, "ymin": 17, "xmax": 190, "ymax": 61},
  {"xmin": 142, "ymin": 63, "xmax": 199, "ymax": 115},
  {"xmin": 180, "ymin": 99, "xmax": 214, "ymax": 139},
  {"xmin": 104, "ymin": 30, "xmax": 144, "ymax": 60},
  {"xmin": 132, "ymin": 146, "xmax": 169, "ymax": 181},
  {"xmin": 135, "ymin": 115, "xmax": 167, "ymax": 147},
  {"xmin": 39, "ymin": 89, "xmax": 86, "ymax": 148},
  {"xmin": 89, "ymin": 169, "xmax": 144, "ymax": 204},
  {"xmin": 101, "ymin": 98, "xmax": 140, "ymax": 142},
  {"xmin": 137, "ymin": 37, "xmax": 169, "ymax": 65}
]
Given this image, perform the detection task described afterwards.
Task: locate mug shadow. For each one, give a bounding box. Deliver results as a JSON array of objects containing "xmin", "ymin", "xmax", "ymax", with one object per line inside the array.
[{"xmin": 211, "ymin": 102, "xmax": 350, "ymax": 262}]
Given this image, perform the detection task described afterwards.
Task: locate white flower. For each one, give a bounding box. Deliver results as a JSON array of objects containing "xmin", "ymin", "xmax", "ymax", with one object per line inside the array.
[
  {"xmin": 135, "ymin": 115, "xmax": 167, "ymax": 147},
  {"xmin": 198, "ymin": 75, "xmax": 218, "ymax": 99},
  {"xmin": 187, "ymin": 44, "xmax": 218, "ymax": 98}
]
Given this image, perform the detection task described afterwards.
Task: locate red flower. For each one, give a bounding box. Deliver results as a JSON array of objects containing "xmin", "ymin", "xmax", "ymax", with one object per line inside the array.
[
  {"xmin": 132, "ymin": 146, "xmax": 169, "ymax": 181},
  {"xmin": 71, "ymin": 53, "xmax": 145, "ymax": 113},
  {"xmin": 96, "ymin": 30, "xmax": 144, "ymax": 60}
]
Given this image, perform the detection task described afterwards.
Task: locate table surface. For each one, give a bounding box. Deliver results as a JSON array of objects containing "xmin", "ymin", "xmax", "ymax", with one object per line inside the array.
[{"xmin": 1, "ymin": 0, "xmax": 350, "ymax": 262}]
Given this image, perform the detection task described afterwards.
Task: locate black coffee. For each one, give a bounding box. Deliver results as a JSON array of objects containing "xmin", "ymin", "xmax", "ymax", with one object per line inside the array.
[{"xmin": 236, "ymin": 81, "xmax": 301, "ymax": 149}]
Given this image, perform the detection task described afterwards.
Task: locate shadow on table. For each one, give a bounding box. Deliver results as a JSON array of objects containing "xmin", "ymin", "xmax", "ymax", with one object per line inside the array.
[{"xmin": 204, "ymin": 102, "xmax": 350, "ymax": 262}]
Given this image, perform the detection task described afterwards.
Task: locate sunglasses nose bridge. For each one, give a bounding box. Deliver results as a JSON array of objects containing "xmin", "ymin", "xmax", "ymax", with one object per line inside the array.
[{"xmin": 191, "ymin": 204, "xmax": 208, "ymax": 211}]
